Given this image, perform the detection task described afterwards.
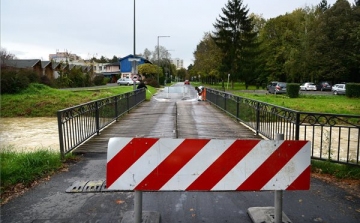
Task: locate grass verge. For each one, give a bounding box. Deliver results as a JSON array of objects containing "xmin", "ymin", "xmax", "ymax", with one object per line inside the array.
[
  {"xmin": 0, "ymin": 83, "xmax": 157, "ymax": 117},
  {"xmin": 311, "ymin": 160, "xmax": 360, "ymax": 179},
  {"xmin": 0, "ymin": 147, "xmax": 78, "ymax": 204}
]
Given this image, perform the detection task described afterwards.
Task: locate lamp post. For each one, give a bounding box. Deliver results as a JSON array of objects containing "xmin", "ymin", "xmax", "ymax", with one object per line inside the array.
[{"xmin": 157, "ymin": 35, "xmax": 170, "ymax": 84}]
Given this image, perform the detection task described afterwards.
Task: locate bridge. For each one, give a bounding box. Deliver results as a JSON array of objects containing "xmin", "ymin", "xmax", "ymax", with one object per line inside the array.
[{"xmin": 72, "ymin": 83, "xmax": 261, "ymax": 154}]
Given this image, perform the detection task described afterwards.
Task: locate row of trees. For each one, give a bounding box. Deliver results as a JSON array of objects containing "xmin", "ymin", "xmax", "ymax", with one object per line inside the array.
[
  {"xmin": 135, "ymin": 46, "xmax": 188, "ymax": 86},
  {"xmin": 190, "ymin": 0, "xmax": 360, "ymax": 88}
]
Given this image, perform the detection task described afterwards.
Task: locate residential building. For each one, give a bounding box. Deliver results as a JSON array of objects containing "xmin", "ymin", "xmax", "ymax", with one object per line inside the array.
[
  {"xmin": 119, "ymin": 54, "xmax": 152, "ymax": 79},
  {"xmin": 2, "ymin": 59, "xmax": 43, "ymax": 76},
  {"xmin": 103, "ymin": 62, "xmax": 120, "ymax": 83},
  {"xmin": 171, "ymin": 58, "xmax": 184, "ymax": 70},
  {"xmin": 49, "ymin": 51, "xmax": 82, "ymax": 63}
]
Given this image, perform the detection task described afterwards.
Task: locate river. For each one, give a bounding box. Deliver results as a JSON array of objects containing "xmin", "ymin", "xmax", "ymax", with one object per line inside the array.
[{"xmin": 0, "ymin": 117, "xmax": 59, "ymax": 153}]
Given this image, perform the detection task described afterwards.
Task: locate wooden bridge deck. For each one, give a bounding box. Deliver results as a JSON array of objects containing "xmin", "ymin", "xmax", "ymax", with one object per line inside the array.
[{"xmin": 73, "ymin": 86, "xmax": 262, "ymax": 154}]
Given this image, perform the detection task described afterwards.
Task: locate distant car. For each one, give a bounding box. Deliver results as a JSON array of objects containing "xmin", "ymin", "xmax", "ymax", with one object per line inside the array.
[
  {"xmin": 117, "ymin": 78, "xmax": 134, "ymax": 86},
  {"xmin": 316, "ymin": 81, "xmax": 332, "ymax": 91},
  {"xmin": 184, "ymin": 80, "xmax": 190, "ymax": 85},
  {"xmin": 268, "ymin": 81, "xmax": 287, "ymax": 94},
  {"xmin": 300, "ymin": 82, "xmax": 317, "ymax": 91},
  {"xmin": 332, "ymin": 84, "xmax": 346, "ymax": 95}
]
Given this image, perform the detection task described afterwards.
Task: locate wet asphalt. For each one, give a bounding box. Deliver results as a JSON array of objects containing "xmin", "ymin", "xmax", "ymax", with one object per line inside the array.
[{"xmin": 1, "ymin": 83, "xmax": 359, "ymax": 223}]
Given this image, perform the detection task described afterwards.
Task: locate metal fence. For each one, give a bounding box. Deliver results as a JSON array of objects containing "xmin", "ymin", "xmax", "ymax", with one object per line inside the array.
[
  {"xmin": 57, "ymin": 88, "xmax": 146, "ymax": 157},
  {"xmin": 206, "ymin": 88, "xmax": 360, "ymax": 166}
]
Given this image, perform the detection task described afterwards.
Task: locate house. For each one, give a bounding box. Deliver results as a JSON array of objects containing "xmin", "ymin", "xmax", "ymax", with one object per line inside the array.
[
  {"xmin": 103, "ymin": 61, "xmax": 121, "ymax": 83},
  {"xmin": 119, "ymin": 54, "xmax": 152, "ymax": 79},
  {"xmin": 41, "ymin": 61, "xmax": 55, "ymax": 81},
  {"xmin": 2, "ymin": 59, "xmax": 43, "ymax": 76}
]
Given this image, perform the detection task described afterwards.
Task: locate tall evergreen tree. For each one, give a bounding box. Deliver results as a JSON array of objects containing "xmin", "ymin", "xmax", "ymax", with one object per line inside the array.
[
  {"xmin": 211, "ymin": 0, "xmax": 258, "ymax": 87},
  {"xmin": 309, "ymin": 0, "xmax": 356, "ymax": 83},
  {"xmin": 318, "ymin": 0, "xmax": 330, "ymax": 12}
]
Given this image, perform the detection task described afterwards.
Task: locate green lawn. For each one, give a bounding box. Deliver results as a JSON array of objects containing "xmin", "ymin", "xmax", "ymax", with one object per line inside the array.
[
  {"xmin": 202, "ymin": 82, "xmax": 360, "ymax": 115},
  {"xmin": 0, "ymin": 83, "xmax": 157, "ymax": 117}
]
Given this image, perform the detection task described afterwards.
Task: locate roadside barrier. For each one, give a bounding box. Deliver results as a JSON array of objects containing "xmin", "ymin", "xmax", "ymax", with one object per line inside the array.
[{"xmin": 107, "ymin": 135, "xmax": 311, "ymax": 223}]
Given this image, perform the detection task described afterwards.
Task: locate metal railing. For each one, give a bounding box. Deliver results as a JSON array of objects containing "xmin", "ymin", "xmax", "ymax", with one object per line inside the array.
[
  {"xmin": 57, "ymin": 88, "xmax": 146, "ymax": 157},
  {"xmin": 206, "ymin": 88, "xmax": 360, "ymax": 166}
]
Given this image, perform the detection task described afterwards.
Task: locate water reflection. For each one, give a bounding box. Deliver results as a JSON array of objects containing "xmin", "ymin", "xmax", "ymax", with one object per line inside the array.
[{"xmin": 0, "ymin": 117, "xmax": 59, "ymax": 152}]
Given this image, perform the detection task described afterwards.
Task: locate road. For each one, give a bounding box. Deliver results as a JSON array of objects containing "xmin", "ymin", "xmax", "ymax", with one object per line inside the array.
[{"xmin": 1, "ymin": 83, "xmax": 359, "ymax": 223}]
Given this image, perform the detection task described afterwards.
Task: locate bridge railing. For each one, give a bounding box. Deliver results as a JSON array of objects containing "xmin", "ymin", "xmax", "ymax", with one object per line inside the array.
[
  {"xmin": 206, "ymin": 88, "xmax": 360, "ymax": 166},
  {"xmin": 57, "ymin": 88, "xmax": 146, "ymax": 157}
]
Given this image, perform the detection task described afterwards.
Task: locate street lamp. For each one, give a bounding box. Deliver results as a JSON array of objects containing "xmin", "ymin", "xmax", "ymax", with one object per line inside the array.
[{"xmin": 157, "ymin": 35, "xmax": 170, "ymax": 84}]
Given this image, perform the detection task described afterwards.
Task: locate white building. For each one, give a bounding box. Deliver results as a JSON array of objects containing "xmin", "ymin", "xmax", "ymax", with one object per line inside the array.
[
  {"xmin": 171, "ymin": 58, "xmax": 184, "ymax": 70},
  {"xmin": 49, "ymin": 51, "xmax": 82, "ymax": 63}
]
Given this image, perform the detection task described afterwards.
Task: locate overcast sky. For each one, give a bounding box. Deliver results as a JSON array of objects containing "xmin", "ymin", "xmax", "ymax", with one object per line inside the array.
[{"xmin": 1, "ymin": 0, "xmax": 338, "ymax": 68}]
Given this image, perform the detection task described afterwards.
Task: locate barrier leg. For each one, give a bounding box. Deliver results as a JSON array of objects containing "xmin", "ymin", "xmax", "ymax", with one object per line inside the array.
[
  {"xmin": 274, "ymin": 134, "xmax": 284, "ymax": 223},
  {"xmin": 274, "ymin": 190, "xmax": 283, "ymax": 223},
  {"xmin": 134, "ymin": 190, "xmax": 142, "ymax": 223}
]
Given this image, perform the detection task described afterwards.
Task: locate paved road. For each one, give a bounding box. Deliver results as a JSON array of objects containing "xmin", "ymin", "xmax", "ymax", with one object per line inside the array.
[{"xmin": 1, "ymin": 83, "xmax": 359, "ymax": 223}]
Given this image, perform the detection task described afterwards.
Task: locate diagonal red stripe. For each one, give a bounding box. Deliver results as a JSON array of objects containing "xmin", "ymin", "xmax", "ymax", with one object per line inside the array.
[
  {"xmin": 106, "ymin": 138, "xmax": 159, "ymax": 188},
  {"xmin": 134, "ymin": 139, "xmax": 210, "ymax": 190},
  {"xmin": 186, "ymin": 140, "xmax": 260, "ymax": 191},
  {"xmin": 286, "ymin": 165, "xmax": 311, "ymax": 190},
  {"xmin": 237, "ymin": 140, "xmax": 308, "ymax": 191}
]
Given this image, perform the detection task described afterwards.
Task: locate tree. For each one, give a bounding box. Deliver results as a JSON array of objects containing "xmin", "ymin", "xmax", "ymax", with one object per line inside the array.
[
  {"xmin": 0, "ymin": 48, "xmax": 16, "ymax": 64},
  {"xmin": 192, "ymin": 32, "xmax": 223, "ymax": 84},
  {"xmin": 309, "ymin": 0, "xmax": 358, "ymax": 83},
  {"xmin": 212, "ymin": 0, "xmax": 258, "ymax": 88},
  {"xmin": 110, "ymin": 55, "xmax": 118, "ymax": 63},
  {"xmin": 143, "ymin": 48, "xmax": 152, "ymax": 60},
  {"xmin": 318, "ymin": 0, "xmax": 330, "ymax": 12}
]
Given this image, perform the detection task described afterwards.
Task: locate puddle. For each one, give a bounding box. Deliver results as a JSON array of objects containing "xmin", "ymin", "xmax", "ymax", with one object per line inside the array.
[{"xmin": 0, "ymin": 117, "xmax": 59, "ymax": 153}]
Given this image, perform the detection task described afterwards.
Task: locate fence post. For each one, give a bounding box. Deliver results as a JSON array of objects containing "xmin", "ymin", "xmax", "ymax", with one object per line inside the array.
[
  {"xmin": 95, "ymin": 101, "xmax": 100, "ymax": 136},
  {"xmin": 114, "ymin": 96, "xmax": 119, "ymax": 120},
  {"xmin": 57, "ymin": 111, "xmax": 65, "ymax": 159},
  {"xmin": 255, "ymin": 102, "xmax": 260, "ymax": 136},
  {"xmin": 295, "ymin": 112, "xmax": 300, "ymax": 140},
  {"xmin": 126, "ymin": 93, "xmax": 130, "ymax": 114},
  {"xmin": 275, "ymin": 133, "xmax": 284, "ymax": 223},
  {"xmin": 236, "ymin": 97, "xmax": 240, "ymax": 119}
]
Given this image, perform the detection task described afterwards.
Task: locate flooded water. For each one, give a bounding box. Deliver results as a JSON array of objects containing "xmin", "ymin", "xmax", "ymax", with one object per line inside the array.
[{"xmin": 0, "ymin": 117, "xmax": 59, "ymax": 153}]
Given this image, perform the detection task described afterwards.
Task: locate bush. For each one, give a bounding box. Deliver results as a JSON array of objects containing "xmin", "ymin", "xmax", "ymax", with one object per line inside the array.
[
  {"xmin": 345, "ymin": 83, "xmax": 360, "ymax": 98},
  {"xmin": 93, "ymin": 75, "xmax": 105, "ymax": 86},
  {"xmin": 287, "ymin": 83, "xmax": 300, "ymax": 98},
  {"xmin": 40, "ymin": 75, "xmax": 54, "ymax": 87},
  {"xmin": 1, "ymin": 70, "xmax": 30, "ymax": 94},
  {"xmin": 21, "ymin": 70, "xmax": 40, "ymax": 83}
]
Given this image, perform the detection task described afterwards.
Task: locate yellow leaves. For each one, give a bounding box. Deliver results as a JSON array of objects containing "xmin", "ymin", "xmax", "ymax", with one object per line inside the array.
[{"xmin": 115, "ymin": 199, "xmax": 125, "ymax": 204}]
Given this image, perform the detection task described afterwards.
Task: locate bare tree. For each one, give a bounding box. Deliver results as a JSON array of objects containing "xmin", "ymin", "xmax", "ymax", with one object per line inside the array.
[{"xmin": 0, "ymin": 48, "xmax": 16, "ymax": 64}]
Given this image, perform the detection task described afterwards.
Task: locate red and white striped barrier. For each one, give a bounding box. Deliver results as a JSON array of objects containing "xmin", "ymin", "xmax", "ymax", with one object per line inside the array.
[{"xmin": 106, "ymin": 138, "xmax": 311, "ymax": 191}]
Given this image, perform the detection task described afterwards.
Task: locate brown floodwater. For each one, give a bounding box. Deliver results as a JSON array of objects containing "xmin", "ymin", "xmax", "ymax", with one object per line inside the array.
[{"xmin": 0, "ymin": 117, "xmax": 59, "ymax": 152}]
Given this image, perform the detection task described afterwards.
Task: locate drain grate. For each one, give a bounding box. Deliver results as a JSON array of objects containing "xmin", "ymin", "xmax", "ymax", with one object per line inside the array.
[
  {"xmin": 66, "ymin": 180, "xmax": 120, "ymax": 193},
  {"xmin": 66, "ymin": 180, "xmax": 128, "ymax": 193}
]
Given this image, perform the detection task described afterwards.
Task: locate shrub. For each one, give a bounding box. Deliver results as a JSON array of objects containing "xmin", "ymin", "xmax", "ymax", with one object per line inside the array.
[
  {"xmin": 287, "ymin": 83, "xmax": 300, "ymax": 98},
  {"xmin": 40, "ymin": 75, "xmax": 54, "ymax": 87},
  {"xmin": 345, "ymin": 83, "xmax": 360, "ymax": 98},
  {"xmin": 21, "ymin": 70, "xmax": 40, "ymax": 83},
  {"xmin": 93, "ymin": 75, "xmax": 105, "ymax": 86},
  {"xmin": 1, "ymin": 70, "xmax": 30, "ymax": 94}
]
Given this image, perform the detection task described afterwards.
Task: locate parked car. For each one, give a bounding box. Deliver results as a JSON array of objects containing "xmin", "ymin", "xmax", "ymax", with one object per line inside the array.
[
  {"xmin": 117, "ymin": 78, "xmax": 134, "ymax": 86},
  {"xmin": 316, "ymin": 81, "xmax": 332, "ymax": 91},
  {"xmin": 268, "ymin": 81, "xmax": 287, "ymax": 94},
  {"xmin": 332, "ymin": 84, "xmax": 346, "ymax": 95},
  {"xmin": 300, "ymin": 82, "xmax": 317, "ymax": 91},
  {"xmin": 184, "ymin": 80, "xmax": 190, "ymax": 85}
]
